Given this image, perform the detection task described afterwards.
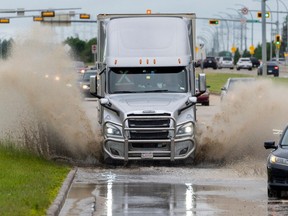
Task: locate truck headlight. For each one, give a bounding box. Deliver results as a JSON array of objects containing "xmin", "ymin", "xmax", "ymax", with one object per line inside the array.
[
  {"xmin": 270, "ymin": 155, "xmax": 288, "ymax": 166},
  {"xmin": 176, "ymin": 122, "xmax": 194, "ymax": 136},
  {"xmin": 105, "ymin": 123, "xmax": 122, "ymax": 137}
]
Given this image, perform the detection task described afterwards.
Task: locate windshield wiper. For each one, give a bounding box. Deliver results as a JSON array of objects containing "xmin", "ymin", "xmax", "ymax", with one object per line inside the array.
[
  {"xmin": 143, "ymin": 90, "xmax": 169, "ymax": 93},
  {"xmin": 113, "ymin": 91, "xmax": 137, "ymax": 93}
]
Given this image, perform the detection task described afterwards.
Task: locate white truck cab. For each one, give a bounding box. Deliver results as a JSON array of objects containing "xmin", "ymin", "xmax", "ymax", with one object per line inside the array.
[{"xmin": 90, "ymin": 13, "xmax": 206, "ymax": 164}]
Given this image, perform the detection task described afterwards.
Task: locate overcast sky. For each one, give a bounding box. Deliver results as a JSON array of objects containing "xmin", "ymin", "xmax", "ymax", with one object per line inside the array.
[{"xmin": 1, "ymin": 0, "xmax": 287, "ymax": 51}]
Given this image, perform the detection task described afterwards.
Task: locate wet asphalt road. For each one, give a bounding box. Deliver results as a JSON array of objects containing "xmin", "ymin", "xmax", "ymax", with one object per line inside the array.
[{"xmin": 58, "ymin": 69, "xmax": 288, "ymax": 215}]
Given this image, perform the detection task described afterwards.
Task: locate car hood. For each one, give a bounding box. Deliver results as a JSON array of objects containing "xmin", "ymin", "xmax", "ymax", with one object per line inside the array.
[
  {"xmin": 272, "ymin": 147, "xmax": 288, "ymax": 159},
  {"xmin": 107, "ymin": 93, "xmax": 191, "ymax": 116}
]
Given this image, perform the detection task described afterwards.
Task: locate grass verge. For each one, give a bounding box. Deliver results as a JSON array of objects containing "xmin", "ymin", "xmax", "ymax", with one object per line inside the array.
[
  {"xmin": 201, "ymin": 71, "xmax": 288, "ymax": 94},
  {"xmin": 0, "ymin": 144, "xmax": 70, "ymax": 216}
]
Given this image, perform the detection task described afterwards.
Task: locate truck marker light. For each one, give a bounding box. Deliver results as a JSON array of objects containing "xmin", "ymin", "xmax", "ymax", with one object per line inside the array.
[
  {"xmin": 153, "ymin": 59, "xmax": 156, "ymax": 64},
  {"xmin": 178, "ymin": 58, "xmax": 181, "ymax": 64},
  {"xmin": 114, "ymin": 59, "xmax": 118, "ymax": 65},
  {"xmin": 139, "ymin": 59, "xmax": 142, "ymax": 64},
  {"xmin": 146, "ymin": 59, "xmax": 149, "ymax": 64}
]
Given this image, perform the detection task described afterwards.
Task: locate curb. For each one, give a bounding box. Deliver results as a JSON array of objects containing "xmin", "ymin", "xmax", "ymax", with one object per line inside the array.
[{"xmin": 47, "ymin": 168, "xmax": 77, "ymax": 216}]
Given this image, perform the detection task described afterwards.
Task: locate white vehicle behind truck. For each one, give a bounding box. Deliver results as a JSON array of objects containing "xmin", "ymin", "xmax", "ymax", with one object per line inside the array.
[{"xmin": 90, "ymin": 13, "xmax": 206, "ymax": 164}]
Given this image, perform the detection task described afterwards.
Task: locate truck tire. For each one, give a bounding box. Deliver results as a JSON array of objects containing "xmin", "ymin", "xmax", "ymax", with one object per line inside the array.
[
  {"xmin": 268, "ymin": 188, "xmax": 281, "ymax": 198},
  {"xmin": 102, "ymin": 152, "xmax": 125, "ymax": 166}
]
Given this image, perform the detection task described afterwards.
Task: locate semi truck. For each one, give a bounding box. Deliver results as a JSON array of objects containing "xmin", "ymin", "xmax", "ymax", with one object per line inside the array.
[{"xmin": 90, "ymin": 13, "xmax": 206, "ymax": 164}]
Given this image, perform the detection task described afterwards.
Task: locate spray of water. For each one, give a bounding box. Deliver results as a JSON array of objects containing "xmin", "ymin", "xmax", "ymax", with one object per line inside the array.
[
  {"xmin": 195, "ymin": 78, "xmax": 288, "ymax": 174},
  {"xmin": 0, "ymin": 26, "xmax": 101, "ymax": 163}
]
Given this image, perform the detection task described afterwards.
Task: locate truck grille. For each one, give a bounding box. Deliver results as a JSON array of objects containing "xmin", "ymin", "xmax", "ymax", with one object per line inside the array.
[{"xmin": 127, "ymin": 114, "xmax": 171, "ymax": 140}]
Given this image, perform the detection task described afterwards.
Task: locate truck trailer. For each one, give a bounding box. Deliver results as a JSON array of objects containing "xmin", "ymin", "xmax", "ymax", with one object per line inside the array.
[{"xmin": 90, "ymin": 13, "xmax": 206, "ymax": 164}]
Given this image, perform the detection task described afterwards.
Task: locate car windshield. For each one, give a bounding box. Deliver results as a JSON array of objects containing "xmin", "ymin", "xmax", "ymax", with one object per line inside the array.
[
  {"xmin": 281, "ymin": 129, "xmax": 288, "ymax": 146},
  {"xmin": 108, "ymin": 67, "xmax": 188, "ymax": 94},
  {"xmin": 73, "ymin": 61, "xmax": 85, "ymax": 68},
  {"xmin": 82, "ymin": 71, "xmax": 96, "ymax": 81},
  {"xmin": 223, "ymin": 57, "xmax": 232, "ymax": 61}
]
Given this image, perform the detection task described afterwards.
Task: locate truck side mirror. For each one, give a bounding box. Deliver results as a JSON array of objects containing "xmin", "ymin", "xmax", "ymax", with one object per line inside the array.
[
  {"xmin": 90, "ymin": 73, "xmax": 104, "ymax": 98},
  {"xmin": 90, "ymin": 75, "xmax": 100, "ymax": 98},
  {"xmin": 198, "ymin": 73, "xmax": 206, "ymax": 93}
]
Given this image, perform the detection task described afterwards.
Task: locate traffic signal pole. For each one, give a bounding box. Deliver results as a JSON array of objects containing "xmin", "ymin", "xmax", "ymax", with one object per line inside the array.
[{"xmin": 261, "ymin": 0, "xmax": 267, "ymax": 76}]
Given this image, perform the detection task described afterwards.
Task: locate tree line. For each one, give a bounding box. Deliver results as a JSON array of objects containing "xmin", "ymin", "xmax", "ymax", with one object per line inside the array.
[{"xmin": 0, "ymin": 19, "xmax": 287, "ymax": 63}]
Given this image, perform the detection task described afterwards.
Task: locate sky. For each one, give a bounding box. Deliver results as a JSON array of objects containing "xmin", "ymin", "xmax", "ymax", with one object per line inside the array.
[{"xmin": 0, "ymin": 0, "xmax": 287, "ymax": 52}]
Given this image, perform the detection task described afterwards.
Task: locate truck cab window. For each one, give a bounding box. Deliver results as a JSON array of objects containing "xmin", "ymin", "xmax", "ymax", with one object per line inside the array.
[{"xmin": 109, "ymin": 67, "xmax": 187, "ymax": 94}]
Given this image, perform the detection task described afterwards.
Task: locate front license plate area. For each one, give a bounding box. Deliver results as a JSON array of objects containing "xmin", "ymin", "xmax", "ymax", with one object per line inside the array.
[{"xmin": 141, "ymin": 152, "xmax": 153, "ymax": 159}]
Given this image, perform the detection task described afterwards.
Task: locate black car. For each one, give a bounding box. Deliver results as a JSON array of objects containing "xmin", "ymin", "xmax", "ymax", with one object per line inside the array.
[
  {"xmin": 250, "ymin": 57, "xmax": 260, "ymax": 68},
  {"xmin": 203, "ymin": 57, "xmax": 217, "ymax": 69},
  {"xmin": 264, "ymin": 125, "xmax": 288, "ymax": 198},
  {"xmin": 257, "ymin": 61, "xmax": 279, "ymax": 77}
]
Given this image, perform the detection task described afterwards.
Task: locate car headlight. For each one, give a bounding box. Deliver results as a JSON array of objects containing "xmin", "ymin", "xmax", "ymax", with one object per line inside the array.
[
  {"xmin": 105, "ymin": 123, "xmax": 122, "ymax": 137},
  {"xmin": 270, "ymin": 155, "xmax": 288, "ymax": 166},
  {"xmin": 176, "ymin": 122, "xmax": 194, "ymax": 137},
  {"xmin": 82, "ymin": 85, "xmax": 89, "ymax": 90}
]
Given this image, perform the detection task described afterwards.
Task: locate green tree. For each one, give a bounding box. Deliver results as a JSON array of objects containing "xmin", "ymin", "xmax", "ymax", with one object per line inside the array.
[
  {"xmin": 233, "ymin": 48, "xmax": 240, "ymax": 64},
  {"xmin": 0, "ymin": 38, "xmax": 13, "ymax": 60},
  {"xmin": 64, "ymin": 37, "xmax": 86, "ymax": 61},
  {"xmin": 254, "ymin": 44, "xmax": 262, "ymax": 60},
  {"xmin": 82, "ymin": 38, "xmax": 97, "ymax": 63},
  {"xmin": 64, "ymin": 37, "xmax": 97, "ymax": 63}
]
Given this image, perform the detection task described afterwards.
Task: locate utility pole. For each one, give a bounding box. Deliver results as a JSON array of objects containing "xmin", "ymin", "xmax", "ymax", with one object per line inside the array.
[
  {"xmin": 262, "ymin": 0, "xmax": 267, "ymax": 76},
  {"xmin": 276, "ymin": 0, "xmax": 280, "ymax": 61}
]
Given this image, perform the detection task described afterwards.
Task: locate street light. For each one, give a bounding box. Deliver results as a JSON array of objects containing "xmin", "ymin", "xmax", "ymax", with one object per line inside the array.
[
  {"xmin": 214, "ymin": 14, "xmax": 230, "ymax": 51},
  {"xmin": 236, "ymin": 4, "xmax": 255, "ymax": 48},
  {"xmin": 227, "ymin": 8, "xmax": 246, "ymax": 52},
  {"xmin": 222, "ymin": 12, "xmax": 238, "ymax": 51}
]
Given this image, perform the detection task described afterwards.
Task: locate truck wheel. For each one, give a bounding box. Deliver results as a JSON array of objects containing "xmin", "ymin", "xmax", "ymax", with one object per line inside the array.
[
  {"xmin": 268, "ymin": 188, "xmax": 281, "ymax": 198},
  {"xmin": 102, "ymin": 152, "xmax": 125, "ymax": 166},
  {"xmin": 202, "ymin": 102, "xmax": 209, "ymax": 106}
]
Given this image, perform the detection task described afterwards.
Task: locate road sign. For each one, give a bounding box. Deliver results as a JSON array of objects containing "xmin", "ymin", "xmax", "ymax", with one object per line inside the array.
[
  {"xmin": 241, "ymin": 7, "xmax": 249, "ymax": 15},
  {"xmin": 91, "ymin": 44, "xmax": 97, "ymax": 54},
  {"xmin": 247, "ymin": 19, "xmax": 260, "ymax": 23},
  {"xmin": 231, "ymin": 46, "xmax": 237, "ymax": 53},
  {"xmin": 249, "ymin": 45, "xmax": 255, "ymax": 52},
  {"xmin": 240, "ymin": 18, "xmax": 247, "ymax": 24}
]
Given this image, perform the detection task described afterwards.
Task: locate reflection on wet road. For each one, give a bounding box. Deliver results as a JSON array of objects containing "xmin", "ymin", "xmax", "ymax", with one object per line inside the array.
[{"xmin": 59, "ymin": 168, "xmax": 271, "ymax": 216}]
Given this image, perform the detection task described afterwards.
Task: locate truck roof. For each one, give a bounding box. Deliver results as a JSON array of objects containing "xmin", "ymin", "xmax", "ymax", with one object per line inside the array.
[{"xmin": 98, "ymin": 14, "xmax": 196, "ymax": 67}]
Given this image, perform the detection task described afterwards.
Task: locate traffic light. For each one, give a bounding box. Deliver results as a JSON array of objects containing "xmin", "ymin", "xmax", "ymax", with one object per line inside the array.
[
  {"xmin": 0, "ymin": 18, "xmax": 9, "ymax": 23},
  {"xmin": 41, "ymin": 11, "xmax": 55, "ymax": 17},
  {"xmin": 257, "ymin": 12, "xmax": 270, "ymax": 18},
  {"xmin": 209, "ymin": 19, "xmax": 219, "ymax": 25},
  {"xmin": 80, "ymin": 14, "xmax": 90, "ymax": 19},
  {"xmin": 275, "ymin": 34, "xmax": 281, "ymax": 45},
  {"xmin": 33, "ymin": 16, "xmax": 43, "ymax": 22}
]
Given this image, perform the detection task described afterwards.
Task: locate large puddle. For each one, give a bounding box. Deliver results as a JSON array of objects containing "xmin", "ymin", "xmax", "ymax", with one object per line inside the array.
[{"xmin": 59, "ymin": 169, "xmax": 268, "ymax": 216}]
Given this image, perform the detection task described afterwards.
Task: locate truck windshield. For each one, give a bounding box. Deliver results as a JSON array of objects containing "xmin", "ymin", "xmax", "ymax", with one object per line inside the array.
[{"xmin": 108, "ymin": 67, "xmax": 187, "ymax": 94}]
